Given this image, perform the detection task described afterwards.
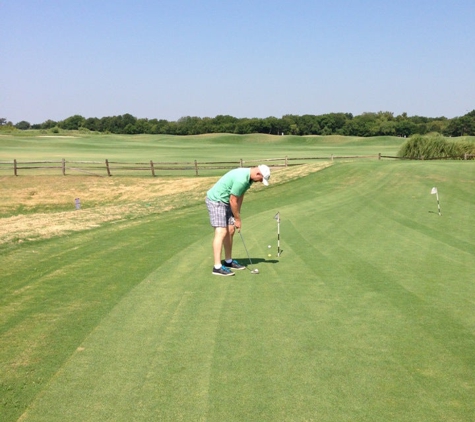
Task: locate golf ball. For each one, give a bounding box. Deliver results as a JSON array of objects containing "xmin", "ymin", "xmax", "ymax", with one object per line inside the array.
[
  {"xmin": 268, "ymin": 245, "xmax": 271, "ymax": 248},
  {"xmin": 268, "ymin": 254, "xmax": 272, "ymax": 257}
]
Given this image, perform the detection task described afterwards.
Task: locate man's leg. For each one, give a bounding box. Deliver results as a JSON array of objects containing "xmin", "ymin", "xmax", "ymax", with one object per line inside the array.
[
  {"xmin": 223, "ymin": 224, "xmax": 235, "ymax": 261},
  {"xmin": 213, "ymin": 227, "xmax": 229, "ymax": 267}
]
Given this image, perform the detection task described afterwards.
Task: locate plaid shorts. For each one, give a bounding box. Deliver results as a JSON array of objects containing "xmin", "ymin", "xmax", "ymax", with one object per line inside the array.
[{"xmin": 206, "ymin": 197, "xmax": 235, "ymax": 228}]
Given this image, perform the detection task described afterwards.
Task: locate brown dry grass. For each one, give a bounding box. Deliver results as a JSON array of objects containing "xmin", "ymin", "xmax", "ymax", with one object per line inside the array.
[{"xmin": 0, "ymin": 163, "xmax": 330, "ymax": 245}]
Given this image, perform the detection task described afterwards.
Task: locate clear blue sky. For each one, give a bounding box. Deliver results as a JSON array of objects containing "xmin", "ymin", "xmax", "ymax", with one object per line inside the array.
[{"xmin": 1, "ymin": 0, "xmax": 474, "ymax": 124}]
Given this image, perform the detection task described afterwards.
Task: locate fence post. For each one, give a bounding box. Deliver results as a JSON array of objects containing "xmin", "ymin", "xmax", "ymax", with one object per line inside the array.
[
  {"xmin": 150, "ymin": 160, "xmax": 155, "ymax": 177},
  {"xmin": 105, "ymin": 159, "xmax": 111, "ymax": 176},
  {"xmin": 464, "ymin": 153, "xmax": 468, "ymax": 160},
  {"xmin": 285, "ymin": 156, "xmax": 288, "ymax": 167},
  {"xmin": 378, "ymin": 153, "xmax": 381, "ymax": 160},
  {"xmin": 14, "ymin": 159, "xmax": 18, "ymax": 176},
  {"xmin": 194, "ymin": 160, "xmax": 198, "ymax": 176},
  {"xmin": 240, "ymin": 159, "xmax": 243, "ymax": 167},
  {"xmin": 62, "ymin": 158, "xmax": 66, "ymax": 175},
  {"xmin": 331, "ymin": 154, "xmax": 334, "ymax": 161}
]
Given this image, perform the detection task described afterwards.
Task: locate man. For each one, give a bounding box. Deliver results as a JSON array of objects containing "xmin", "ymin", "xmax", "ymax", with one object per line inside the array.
[{"xmin": 206, "ymin": 164, "xmax": 271, "ymax": 276}]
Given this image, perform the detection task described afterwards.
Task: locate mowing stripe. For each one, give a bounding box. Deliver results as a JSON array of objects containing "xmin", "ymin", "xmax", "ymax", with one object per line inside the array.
[{"xmin": 8, "ymin": 161, "xmax": 475, "ymax": 421}]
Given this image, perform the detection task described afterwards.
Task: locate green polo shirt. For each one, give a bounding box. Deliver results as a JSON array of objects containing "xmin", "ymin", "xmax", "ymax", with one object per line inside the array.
[{"xmin": 207, "ymin": 168, "xmax": 253, "ymax": 203}]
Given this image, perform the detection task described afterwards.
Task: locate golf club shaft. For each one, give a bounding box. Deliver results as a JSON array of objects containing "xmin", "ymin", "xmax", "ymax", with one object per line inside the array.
[{"xmin": 238, "ymin": 230, "xmax": 254, "ymax": 267}]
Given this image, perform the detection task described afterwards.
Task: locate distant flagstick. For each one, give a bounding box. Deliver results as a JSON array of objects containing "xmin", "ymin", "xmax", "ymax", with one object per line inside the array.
[
  {"xmin": 274, "ymin": 212, "xmax": 282, "ymax": 256},
  {"xmin": 431, "ymin": 187, "xmax": 441, "ymax": 216}
]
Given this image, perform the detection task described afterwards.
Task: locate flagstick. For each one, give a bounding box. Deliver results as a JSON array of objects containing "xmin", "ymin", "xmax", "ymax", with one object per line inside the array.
[
  {"xmin": 274, "ymin": 212, "xmax": 281, "ymax": 256},
  {"xmin": 436, "ymin": 192, "xmax": 441, "ymax": 216},
  {"xmin": 431, "ymin": 187, "xmax": 441, "ymax": 216}
]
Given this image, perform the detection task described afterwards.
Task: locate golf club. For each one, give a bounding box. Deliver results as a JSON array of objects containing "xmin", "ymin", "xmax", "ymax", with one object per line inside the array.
[{"xmin": 238, "ymin": 230, "xmax": 259, "ymax": 274}]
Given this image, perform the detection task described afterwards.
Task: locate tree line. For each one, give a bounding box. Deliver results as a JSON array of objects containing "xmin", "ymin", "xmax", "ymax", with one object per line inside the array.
[{"xmin": 3, "ymin": 110, "xmax": 475, "ymax": 137}]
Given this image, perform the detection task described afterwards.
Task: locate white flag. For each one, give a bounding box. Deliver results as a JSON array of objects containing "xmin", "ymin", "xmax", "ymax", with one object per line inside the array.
[{"xmin": 431, "ymin": 187, "xmax": 438, "ymax": 195}]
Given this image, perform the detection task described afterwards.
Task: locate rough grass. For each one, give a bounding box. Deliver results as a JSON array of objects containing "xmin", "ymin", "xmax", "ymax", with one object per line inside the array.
[
  {"xmin": 398, "ymin": 133, "xmax": 475, "ymax": 159},
  {"xmin": 0, "ymin": 163, "xmax": 330, "ymax": 247}
]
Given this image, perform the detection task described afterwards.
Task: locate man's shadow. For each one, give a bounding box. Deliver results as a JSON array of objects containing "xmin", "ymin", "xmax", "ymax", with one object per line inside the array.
[{"xmin": 236, "ymin": 255, "xmax": 282, "ymax": 265}]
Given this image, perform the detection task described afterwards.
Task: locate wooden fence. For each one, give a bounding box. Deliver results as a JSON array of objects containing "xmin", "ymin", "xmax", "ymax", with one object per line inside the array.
[
  {"xmin": 0, "ymin": 153, "xmax": 473, "ymax": 177},
  {"xmin": 379, "ymin": 153, "xmax": 475, "ymax": 161}
]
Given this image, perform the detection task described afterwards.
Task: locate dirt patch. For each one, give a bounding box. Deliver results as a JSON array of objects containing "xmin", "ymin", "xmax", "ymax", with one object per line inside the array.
[{"xmin": 0, "ymin": 163, "xmax": 331, "ymax": 245}]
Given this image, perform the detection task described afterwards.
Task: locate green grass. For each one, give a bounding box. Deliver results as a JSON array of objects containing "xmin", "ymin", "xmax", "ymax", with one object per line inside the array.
[
  {"xmin": 0, "ymin": 132, "xmax": 404, "ymax": 162},
  {"xmin": 0, "ymin": 132, "xmax": 405, "ymax": 178},
  {"xmin": 1, "ymin": 137, "xmax": 475, "ymax": 420}
]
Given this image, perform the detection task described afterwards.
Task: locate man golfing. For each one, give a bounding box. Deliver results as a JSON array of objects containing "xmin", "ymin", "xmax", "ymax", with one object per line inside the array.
[{"xmin": 206, "ymin": 165, "xmax": 271, "ymax": 276}]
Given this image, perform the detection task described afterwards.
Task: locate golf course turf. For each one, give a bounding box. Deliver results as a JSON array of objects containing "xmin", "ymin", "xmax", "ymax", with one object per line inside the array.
[{"xmin": 1, "ymin": 134, "xmax": 474, "ymax": 421}]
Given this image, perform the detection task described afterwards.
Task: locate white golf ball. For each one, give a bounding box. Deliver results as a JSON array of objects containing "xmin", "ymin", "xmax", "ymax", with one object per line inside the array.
[{"xmin": 268, "ymin": 245, "xmax": 271, "ymax": 248}]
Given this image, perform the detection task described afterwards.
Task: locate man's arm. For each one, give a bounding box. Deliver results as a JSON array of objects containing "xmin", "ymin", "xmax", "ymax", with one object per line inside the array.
[{"xmin": 229, "ymin": 194, "xmax": 244, "ymax": 229}]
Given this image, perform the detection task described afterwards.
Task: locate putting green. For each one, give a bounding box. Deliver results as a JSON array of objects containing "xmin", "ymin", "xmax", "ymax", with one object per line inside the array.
[{"xmin": 12, "ymin": 161, "xmax": 475, "ymax": 421}]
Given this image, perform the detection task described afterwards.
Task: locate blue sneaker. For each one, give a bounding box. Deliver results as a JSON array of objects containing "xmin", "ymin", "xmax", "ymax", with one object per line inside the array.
[
  {"xmin": 212, "ymin": 265, "xmax": 235, "ymax": 276},
  {"xmin": 223, "ymin": 259, "xmax": 246, "ymax": 271}
]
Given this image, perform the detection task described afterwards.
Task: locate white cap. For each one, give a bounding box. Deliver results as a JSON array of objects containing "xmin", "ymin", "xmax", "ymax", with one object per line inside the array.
[{"xmin": 258, "ymin": 164, "xmax": 271, "ymax": 186}]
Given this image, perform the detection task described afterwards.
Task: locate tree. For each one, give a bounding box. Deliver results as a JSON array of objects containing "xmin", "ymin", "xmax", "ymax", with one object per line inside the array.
[
  {"xmin": 261, "ymin": 116, "xmax": 282, "ymax": 135},
  {"xmin": 123, "ymin": 123, "xmax": 139, "ymax": 134},
  {"xmin": 426, "ymin": 119, "xmax": 448, "ymax": 134},
  {"xmin": 122, "ymin": 113, "xmax": 137, "ymax": 128},
  {"xmin": 0, "ymin": 118, "xmax": 13, "ymax": 127},
  {"xmin": 136, "ymin": 118, "xmax": 151, "ymax": 134},
  {"xmin": 295, "ymin": 115, "xmax": 321, "ymax": 135},
  {"xmin": 175, "ymin": 116, "xmax": 203, "ymax": 135},
  {"xmin": 463, "ymin": 109, "xmax": 475, "ymax": 120},
  {"xmin": 197, "ymin": 117, "xmax": 214, "ymax": 134},
  {"xmin": 234, "ymin": 119, "xmax": 253, "ymax": 134},
  {"xmin": 376, "ymin": 120, "xmax": 396, "ymax": 136},
  {"xmin": 84, "ymin": 117, "xmax": 100, "ymax": 131},
  {"xmin": 148, "ymin": 119, "xmax": 171, "ymax": 134},
  {"xmin": 9, "ymin": 111, "xmax": 469, "ymax": 137},
  {"xmin": 317, "ymin": 113, "xmax": 351, "ymax": 135},
  {"xmin": 444, "ymin": 116, "xmax": 475, "ymax": 137},
  {"xmin": 343, "ymin": 113, "xmax": 378, "ymax": 136},
  {"xmin": 394, "ymin": 120, "xmax": 417, "ymax": 137},
  {"xmin": 15, "ymin": 120, "xmax": 31, "ymax": 130},
  {"xmin": 59, "ymin": 114, "xmax": 86, "ymax": 130},
  {"xmin": 41, "ymin": 119, "xmax": 57, "ymax": 129},
  {"xmin": 212, "ymin": 115, "xmax": 238, "ymax": 133},
  {"xmin": 282, "ymin": 115, "xmax": 299, "ymax": 135}
]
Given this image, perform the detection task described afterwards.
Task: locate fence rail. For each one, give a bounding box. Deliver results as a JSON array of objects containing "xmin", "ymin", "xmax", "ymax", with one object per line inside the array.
[
  {"xmin": 379, "ymin": 153, "xmax": 475, "ymax": 160},
  {"xmin": 0, "ymin": 153, "xmax": 473, "ymax": 176}
]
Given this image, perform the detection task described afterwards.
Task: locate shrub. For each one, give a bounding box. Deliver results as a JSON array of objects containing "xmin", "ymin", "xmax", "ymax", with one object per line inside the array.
[
  {"xmin": 398, "ymin": 133, "xmax": 472, "ymax": 160},
  {"xmin": 457, "ymin": 140, "xmax": 475, "ymax": 159}
]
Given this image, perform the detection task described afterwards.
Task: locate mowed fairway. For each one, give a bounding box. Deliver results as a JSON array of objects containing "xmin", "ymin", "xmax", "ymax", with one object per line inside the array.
[{"xmin": 1, "ymin": 154, "xmax": 475, "ymax": 419}]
